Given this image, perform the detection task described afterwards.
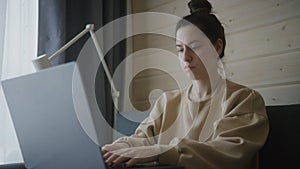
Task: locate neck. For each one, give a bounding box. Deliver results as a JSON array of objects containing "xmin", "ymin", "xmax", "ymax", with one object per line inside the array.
[{"xmin": 189, "ymin": 75, "xmax": 222, "ymax": 102}]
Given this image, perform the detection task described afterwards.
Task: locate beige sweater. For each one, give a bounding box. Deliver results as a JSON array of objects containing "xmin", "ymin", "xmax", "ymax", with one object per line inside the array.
[{"xmin": 115, "ymin": 80, "xmax": 269, "ymax": 169}]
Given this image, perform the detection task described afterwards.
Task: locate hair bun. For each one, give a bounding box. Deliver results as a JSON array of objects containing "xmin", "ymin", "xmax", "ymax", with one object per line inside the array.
[{"xmin": 188, "ymin": 0, "xmax": 212, "ymax": 14}]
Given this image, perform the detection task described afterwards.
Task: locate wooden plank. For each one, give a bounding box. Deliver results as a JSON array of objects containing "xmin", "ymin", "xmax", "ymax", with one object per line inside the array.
[
  {"xmin": 146, "ymin": 0, "xmax": 300, "ymax": 32},
  {"xmin": 255, "ymin": 83, "xmax": 300, "ymax": 106},
  {"xmin": 131, "ymin": 25, "xmax": 180, "ymax": 54},
  {"xmin": 147, "ymin": 0, "xmax": 249, "ymax": 17},
  {"xmin": 132, "ymin": 0, "xmax": 300, "ymax": 62},
  {"xmin": 133, "ymin": 40, "xmax": 300, "ymax": 90},
  {"xmin": 130, "ymin": 69, "xmax": 190, "ymax": 111},
  {"xmin": 148, "ymin": 0, "xmax": 189, "ymax": 16},
  {"xmin": 129, "ymin": 0, "xmax": 300, "ymax": 107},
  {"xmin": 132, "ymin": 72, "xmax": 190, "ymax": 101},
  {"xmin": 132, "ymin": 82, "xmax": 300, "ymax": 110},
  {"xmin": 140, "ymin": 0, "xmax": 300, "ymax": 36},
  {"xmin": 132, "ymin": 48, "xmax": 180, "ymax": 74},
  {"xmin": 224, "ymin": 17, "xmax": 300, "ymax": 62},
  {"xmin": 131, "ymin": 99, "xmax": 160, "ymax": 112},
  {"xmin": 131, "ymin": 12, "xmax": 179, "ymax": 36},
  {"xmin": 216, "ymin": 0, "xmax": 300, "ymax": 34},
  {"xmin": 132, "ymin": 34, "xmax": 176, "ymax": 53},
  {"xmin": 132, "ymin": 48, "xmax": 300, "ymax": 92},
  {"xmin": 225, "ymin": 50, "xmax": 300, "ymax": 87}
]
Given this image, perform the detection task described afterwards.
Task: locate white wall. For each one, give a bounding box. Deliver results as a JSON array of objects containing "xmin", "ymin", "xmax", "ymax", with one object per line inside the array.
[{"xmin": 128, "ymin": 0, "xmax": 300, "ymax": 110}]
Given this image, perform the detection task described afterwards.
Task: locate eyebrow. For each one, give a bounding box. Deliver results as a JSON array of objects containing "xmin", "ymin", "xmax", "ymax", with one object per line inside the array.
[{"xmin": 176, "ymin": 40, "xmax": 200, "ymax": 46}]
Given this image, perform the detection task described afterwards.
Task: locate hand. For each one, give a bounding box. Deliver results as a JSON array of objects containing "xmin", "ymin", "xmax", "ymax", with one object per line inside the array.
[
  {"xmin": 104, "ymin": 145, "xmax": 162, "ymax": 167},
  {"xmin": 102, "ymin": 143, "xmax": 130, "ymax": 161},
  {"xmin": 102, "ymin": 143, "xmax": 129, "ymax": 154}
]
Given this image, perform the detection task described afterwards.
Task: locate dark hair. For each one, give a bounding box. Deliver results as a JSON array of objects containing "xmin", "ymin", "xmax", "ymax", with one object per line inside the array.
[{"xmin": 176, "ymin": 0, "xmax": 226, "ymax": 58}]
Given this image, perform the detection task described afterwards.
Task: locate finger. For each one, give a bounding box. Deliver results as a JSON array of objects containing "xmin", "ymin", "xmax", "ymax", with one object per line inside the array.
[
  {"xmin": 103, "ymin": 152, "xmax": 113, "ymax": 161},
  {"xmin": 110, "ymin": 149, "xmax": 128, "ymax": 156},
  {"xmin": 104, "ymin": 144, "xmax": 120, "ymax": 151},
  {"xmin": 102, "ymin": 144, "xmax": 113, "ymax": 151},
  {"xmin": 102, "ymin": 145, "xmax": 113, "ymax": 156},
  {"xmin": 105, "ymin": 150, "xmax": 124, "ymax": 160},
  {"xmin": 125, "ymin": 158, "xmax": 139, "ymax": 168},
  {"xmin": 113, "ymin": 155, "xmax": 130, "ymax": 166},
  {"xmin": 105, "ymin": 153, "xmax": 120, "ymax": 164},
  {"xmin": 105, "ymin": 148, "xmax": 129, "ymax": 163},
  {"xmin": 102, "ymin": 148, "xmax": 108, "ymax": 155}
]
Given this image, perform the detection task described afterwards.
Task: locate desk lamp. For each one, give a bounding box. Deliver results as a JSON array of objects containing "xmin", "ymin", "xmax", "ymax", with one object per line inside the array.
[{"xmin": 32, "ymin": 24, "xmax": 120, "ymax": 126}]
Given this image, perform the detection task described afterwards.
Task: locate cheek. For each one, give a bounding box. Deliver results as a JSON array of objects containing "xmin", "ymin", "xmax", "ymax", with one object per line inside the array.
[
  {"xmin": 177, "ymin": 53, "xmax": 185, "ymax": 63},
  {"xmin": 177, "ymin": 53, "xmax": 182, "ymax": 60},
  {"xmin": 193, "ymin": 47, "xmax": 205, "ymax": 57},
  {"xmin": 179, "ymin": 60, "xmax": 185, "ymax": 68}
]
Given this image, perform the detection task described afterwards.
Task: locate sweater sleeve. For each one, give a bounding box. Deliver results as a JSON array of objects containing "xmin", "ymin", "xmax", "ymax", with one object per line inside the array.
[
  {"xmin": 113, "ymin": 94, "xmax": 167, "ymax": 147},
  {"xmin": 159, "ymin": 90, "xmax": 269, "ymax": 169}
]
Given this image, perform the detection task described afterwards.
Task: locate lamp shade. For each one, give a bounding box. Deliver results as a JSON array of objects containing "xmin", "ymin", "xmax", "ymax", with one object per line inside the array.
[{"xmin": 32, "ymin": 54, "xmax": 52, "ymax": 70}]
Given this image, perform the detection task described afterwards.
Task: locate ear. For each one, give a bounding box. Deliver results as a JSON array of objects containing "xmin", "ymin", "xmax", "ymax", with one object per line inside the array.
[{"xmin": 214, "ymin": 38, "xmax": 223, "ymax": 56}]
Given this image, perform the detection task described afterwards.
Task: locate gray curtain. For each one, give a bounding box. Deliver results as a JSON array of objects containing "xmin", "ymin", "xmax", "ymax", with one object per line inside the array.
[
  {"xmin": 38, "ymin": 0, "xmax": 127, "ymax": 127},
  {"xmin": 38, "ymin": 0, "xmax": 67, "ymax": 65},
  {"xmin": 95, "ymin": 0, "xmax": 127, "ymax": 128}
]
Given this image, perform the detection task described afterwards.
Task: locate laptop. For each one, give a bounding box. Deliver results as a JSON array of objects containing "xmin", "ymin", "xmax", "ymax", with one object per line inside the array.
[{"xmin": 2, "ymin": 62, "xmax": 183, "ymax": 169}]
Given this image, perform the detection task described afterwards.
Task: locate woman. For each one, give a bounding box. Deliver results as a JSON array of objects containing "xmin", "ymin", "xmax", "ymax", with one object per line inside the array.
[{"xmin": 102, "ymin": 0, "xmax": 269, "ymax": 169}]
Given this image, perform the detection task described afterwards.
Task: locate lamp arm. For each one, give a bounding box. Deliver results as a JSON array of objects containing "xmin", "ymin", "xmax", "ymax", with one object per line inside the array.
[
  {"xmin": 36, "ymin": 23, "xmax": 119, "ymax": 108},
  {"xmin": 48, "ymin": 24, "xmax": 94, "ymax": 62},
  {"xmin": 89, "ymin": 29, "xmax": 120, "ymax": 99},
  {"xmin": 89, "ymin": 27, "xmax": 119, "ymax": 137}
]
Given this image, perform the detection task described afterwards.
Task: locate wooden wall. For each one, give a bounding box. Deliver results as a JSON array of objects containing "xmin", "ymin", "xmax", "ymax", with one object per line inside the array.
[{"xmin": 125, "ymin": 0, "xmax": 300, "ymax": 111}]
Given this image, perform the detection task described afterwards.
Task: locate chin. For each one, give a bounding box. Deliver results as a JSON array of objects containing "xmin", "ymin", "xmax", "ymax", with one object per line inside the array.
[
  {"xmin": 185, "ymin": 74, "xmax": 197, "ymax": 80},
  {"xmin": 187, "ymin": 73, "xmax": 202, "ymax": 81}
]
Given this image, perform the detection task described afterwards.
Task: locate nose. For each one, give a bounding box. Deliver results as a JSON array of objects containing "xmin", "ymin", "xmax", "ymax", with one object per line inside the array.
[{"xmin": 182, "ymin": 46, "xmax": 192, "ymax": 62}]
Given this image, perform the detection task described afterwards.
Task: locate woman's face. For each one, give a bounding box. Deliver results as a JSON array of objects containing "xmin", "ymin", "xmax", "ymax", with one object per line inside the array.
[
  {"xmin": 176, "ymin": 25, "xmax": 208, "ymax": 80},
  {"xmin": 176, "ymin": 24, "xmax": 221, "ymax": 81}
]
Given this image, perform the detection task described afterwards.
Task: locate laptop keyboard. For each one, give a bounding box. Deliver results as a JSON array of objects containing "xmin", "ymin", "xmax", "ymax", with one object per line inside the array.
[
  {"xmin": 105, "ymin": 163, "xmax": 150, "ymax": 169},
  {"xmin": 105, "ymin": 163, "xmax": 127, "ymax": 169}
]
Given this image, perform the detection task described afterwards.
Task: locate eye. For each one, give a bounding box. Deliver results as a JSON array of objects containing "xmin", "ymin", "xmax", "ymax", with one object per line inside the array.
[
  {"xmin": 189, "ymin": 41, "xmax": 202, "ymax": 51},
  {"xmin": 190, "ymin": 45, "xmax": 201, "ymax": 50},
  {"xmin": 177, "ymin": 48, "xmax": 183, "ymax": 53},
  {"xmin": 176, "ymin": 45, "xmax": 183, "ymax": 53}
]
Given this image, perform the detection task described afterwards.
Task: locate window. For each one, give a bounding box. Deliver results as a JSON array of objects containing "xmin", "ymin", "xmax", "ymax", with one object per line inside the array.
[{"xmin": 0, "ymin": 0, "xmax": 38, "ymax": 164}]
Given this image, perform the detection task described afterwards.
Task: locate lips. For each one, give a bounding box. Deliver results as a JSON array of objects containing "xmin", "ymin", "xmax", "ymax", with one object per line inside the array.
[{"xmin": 184, "ymin": 65, "xmax": 195, "ymax": 70}]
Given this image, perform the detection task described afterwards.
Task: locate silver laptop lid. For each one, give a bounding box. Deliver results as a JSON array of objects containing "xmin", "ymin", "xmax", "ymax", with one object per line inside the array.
[{"xmin": 2, "ymin": 62, "xmax": 106, "ymax": 169}]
